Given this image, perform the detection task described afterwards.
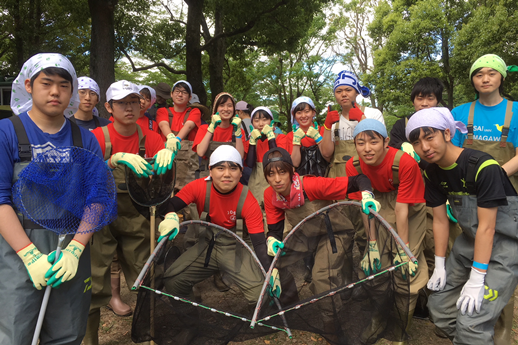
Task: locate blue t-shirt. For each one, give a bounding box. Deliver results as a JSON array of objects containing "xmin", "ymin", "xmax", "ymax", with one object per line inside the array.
[
  {"xmin": 451, "ymin": 99, "xmax": 518, "ymax": 148},
  {"xmin": 0, "ymin": 112, "xmax": 102, "ymax": 205}
]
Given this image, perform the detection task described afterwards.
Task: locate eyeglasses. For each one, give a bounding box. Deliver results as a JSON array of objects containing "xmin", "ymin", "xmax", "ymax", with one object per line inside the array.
[
  {"xmin": 111, "ymin": 100, "xmax": 140, "ymax": 108},
  {"xmin": 173, "ymin": 90, "xmax": 189, "ymax": 96},
  {"xmin": 78, "ymin": 90, "xmax": 98, "ymax": 98}
]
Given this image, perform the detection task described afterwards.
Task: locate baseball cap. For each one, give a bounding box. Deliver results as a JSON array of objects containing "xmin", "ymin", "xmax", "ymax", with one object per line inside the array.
[
  {"xmin": 106, "ymin": 80, "xmax": 141, "ymax": 102},
  {"xmin": 155, "ymin": 82, "xmax": 172, "ymax": 100},
  {"xmin": 262, "ymin": 147, "xmax": 293, "ymax": 168},
  {"xmin": 236, "ymin": 101, "xmax": 249, "ymax": 111}
]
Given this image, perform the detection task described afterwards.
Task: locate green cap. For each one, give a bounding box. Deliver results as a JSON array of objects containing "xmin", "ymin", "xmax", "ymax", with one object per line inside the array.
[
  {"xmin": 470, "ymin": 54, "xmax": 508, "ymax": 78},
  {"xmin": 270, "ymin": 109, "xmax": 281, "ymax": 124}
]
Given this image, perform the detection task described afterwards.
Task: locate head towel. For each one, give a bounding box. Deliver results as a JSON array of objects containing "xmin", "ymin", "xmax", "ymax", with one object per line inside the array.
[{"xmin": 405, "ymin": 107, "xmax": 468, "ymax": 141}]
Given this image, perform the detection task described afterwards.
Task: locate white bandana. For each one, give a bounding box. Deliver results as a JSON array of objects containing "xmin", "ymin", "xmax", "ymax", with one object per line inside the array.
[
  {"xmin": 138, "ymin": 85, "xmax": 157, "ymax": 109},
  {"xmin": 78, "ymin": 76, "xmax": 100, "ymax": 97},
  {"xmin": 11, "ymin": 53, "xmax": 79, "ymax": 116}
]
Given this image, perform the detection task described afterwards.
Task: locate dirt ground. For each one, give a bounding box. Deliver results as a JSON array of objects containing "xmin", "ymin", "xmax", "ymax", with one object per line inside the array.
[{"xmin": 87, "ymin": 276, "xmax": 518, "ymax": 345}]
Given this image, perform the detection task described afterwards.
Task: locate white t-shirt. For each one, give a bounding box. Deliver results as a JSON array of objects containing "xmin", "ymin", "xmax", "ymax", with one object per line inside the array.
[{"xmin": 331, "ymin": 107, "xmax": 385, "ymax": 141}]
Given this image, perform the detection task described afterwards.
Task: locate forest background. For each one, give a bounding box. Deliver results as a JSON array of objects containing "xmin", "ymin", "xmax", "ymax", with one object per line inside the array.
[{"xmin": 1, "ymin": 0, "xmax": 517, "ymax": 132}]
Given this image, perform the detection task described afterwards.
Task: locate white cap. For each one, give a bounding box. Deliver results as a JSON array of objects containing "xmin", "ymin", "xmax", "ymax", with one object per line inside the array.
[
  {"xmin": 190, "ymin": 93, "xmax": 200, "ymax": 104},
  {"xmin": 209, "ymin": 145, "xmax": 243, "ymax": 168},
  {"xmin": 106, "ymin": 80, "xmax": 141, "ymax": 101}
]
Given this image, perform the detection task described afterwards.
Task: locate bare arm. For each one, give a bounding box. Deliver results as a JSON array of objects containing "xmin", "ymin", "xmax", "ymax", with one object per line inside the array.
[
  {"xmin": 501, "ymin": 148, "xmax": 518, "ymax": 176},
  {"xmin": 395, "ymin": 202, "xmax": 409, "ymax": 244},
  {"xmin": 159, "ymin": 121, "xmax": 172, "ymax": 137},
  {"xmin": 291, "ymin": 145, "xmax": 301, "ymax": 167},
  {"xmin": 176, "ymin": 120, "xmax": 196, "ymax": 141},
  {"xmin": 197, "ymin": 131, "xmax": 213, "ymax": 158},
  {"xmin": 0, "ymin": 204, "xmax": 31, "ymax": 252},
  {"xmin": 235, "ymin": 137, "xmax": 245, "ymax": 158},
  {"xmin": 432, "ymin": 204, "xmax": 450, "ymax": 257},
  {"xmin": 320, "ymin": 127, "xmax": 335, "ymax": 161},
  {"xmin": 473, "ymin": 206, "xmax": 496, "ymax": 271}
]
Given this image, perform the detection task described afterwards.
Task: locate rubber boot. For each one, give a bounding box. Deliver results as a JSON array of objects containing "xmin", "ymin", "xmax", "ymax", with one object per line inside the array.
[
  {"xmin": 494, "ymin": 294, "xmax": 514, "ymax": 345},
  {"xmin": 360, "ymin": 309, "xmax": 387, "ymax": 344},
  {"xmin": 391, "ymin": 309, "xmax": 414, "ymax": 345},
  {"xmin": 83, "ymin": 308, "xmax": 100, "ymax": 345},
  {"xmin": 107, "ymin": 271, "xmax": 132, "ymax": 316}
]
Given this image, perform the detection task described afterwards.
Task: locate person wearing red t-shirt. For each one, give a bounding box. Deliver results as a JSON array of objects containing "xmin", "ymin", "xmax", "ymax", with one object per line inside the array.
[
  {"xmin": 156, "ymin": 145, "xmax": 270, "ymax": 305},
  {"xmin": 284, "ymin": 96, "xmax": 328, "ymax": 177},
  {"xmin": 193, "ymin": 92, "xmax": 245, "ymax": 179},
  {"xmin": 137, "ymin": 85, "xmax": 159, "ymax": 137},
  {"xmin": 85, "ymin": 80, "xmax": 174, "ymax": 345},
  {"xmin": 345, "ymin": 119, "xmax": 427, "ymax": 344},
  {"xmin": 262, "ymin": 147, "xmax": 380, "ymax": 339}
]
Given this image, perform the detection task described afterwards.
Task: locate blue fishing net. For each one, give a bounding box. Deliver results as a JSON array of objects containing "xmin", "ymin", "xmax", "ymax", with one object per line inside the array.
[{"xmin": 12, "ymin": 146, "xmax": 118, "ymax": 234}]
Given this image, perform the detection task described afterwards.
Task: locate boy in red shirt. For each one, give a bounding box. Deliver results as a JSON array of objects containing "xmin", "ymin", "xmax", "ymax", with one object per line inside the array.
[
  {"xmin": 346, "ymin": 119, "xmax": 427, "ymax": 344},
  {"xmin": 137, "ymin": 85, "xmax": 159, "ymax": 136},
  {"xmin": 84, "ymin": 80, "xmax": 173, "ymax": 345}
]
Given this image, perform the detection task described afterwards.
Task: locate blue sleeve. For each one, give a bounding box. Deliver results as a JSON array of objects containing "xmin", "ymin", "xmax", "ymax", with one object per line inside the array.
[
  {"xmin": 507, "ymin": 101, "xmax": 518, "ymax": 149},
  {"xmin": 451, "ymin": 104, "xmax": 469, "ymax": 147},
  {"xmin": 0, "ymin": 120, "xmax": 18, "ymax": 205}
]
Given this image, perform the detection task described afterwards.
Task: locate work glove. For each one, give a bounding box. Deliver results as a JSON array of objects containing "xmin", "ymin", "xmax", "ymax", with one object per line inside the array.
[
  {"xmin": 361, "ymin": 191, "xmax": 381, "ymax": 215},
  {"xmin": 110, "ymin": 152, "xmax": 153, "ymax": 178},
  {"xmin": 293, "ymin": 128, "xmax": 306, "ymax": 146},
  {"xmin": 207, "ymin": 113, "xmax": 222, "ymax": 134},
  {"xmin": 231, "ymin": 116, "xmax": 242, "ymax": 137},
  {"xmin": 158, "ymin": 212, "xmax": 180, "ymax": 242},
  {"xmin": 456, "ymin": 267, "xmax": 486, "ymax": 316},
  {"xmin": 361, "ymin": 240, "xmax": 381, "ymax": 276},
  {"xmin": 165, "ymin": 134, "xmax": 182, "ymax": 153},
  {"xmin": 306, "ymin": 126, "xmax": 323, "ymax": 144},
  {"xmin": 46, "ymin": 240, "xmax": 85, "ymax": 288},
  {"xmin": 268, "ymin": 268, "xmax": 282, "ymax": 299},
  {"xmin": 262, "ymin": 124, "xmax": 276, "ymax": 141},
  {"xmin": 446, "ymin": 200, "xmax": 457, "ymax": 223},
  {"xmin": 427, "ymin": 255, "xmax": 447, "ymax": 291},
  {"xmin": 349, "ymin": 105, "xmax": 364, "ymax": 121},
  {"xmin": 401, "ymin": 142, "xmax": 421, "ymax": 163},
  {"xmin": 267, "ymin": 236, "xmax": 284, "ymax": 256},
  {"xmin": 17, "ymin": 243, "xmax": 52, "ymax": 290},
  {"xmin": 249, "ymin": 129, "xmax": 262, "ymax": 146},
  {"xmin": 394, "ymin": 243, "xmax": 418, "ymax": 280},
  {"xmin": 153, "ymin": 148, "xmax": 175, "ymax": 175},
  {"xmin": 325, "ymin": 110, "xmax": 340, "ymax": 130}
]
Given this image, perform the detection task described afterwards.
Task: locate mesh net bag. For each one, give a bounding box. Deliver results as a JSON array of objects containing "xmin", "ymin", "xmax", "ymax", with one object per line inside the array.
[{"xmin": 132, "ymin": 202, "xmax": 413, "ymax": 345}]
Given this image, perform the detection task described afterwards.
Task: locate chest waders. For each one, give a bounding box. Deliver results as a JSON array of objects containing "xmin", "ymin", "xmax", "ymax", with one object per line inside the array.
[
  {"xmin": 167, "ymin": 108, "xmax": 199, "ymax": 191},
  {"xmin": 296, "ymin": 144, "xmax": 329, "ymax": 177},
  {"xmin": 163, "ymin": 182, "xmax": 264, "ymax": 305},
  {"xmin": 195, "ymin": 133, "xmax": 236, "ymax": 180},
  {"xmin": 0, "ymin": 116, "xmax": 92, "ymax": 345}
]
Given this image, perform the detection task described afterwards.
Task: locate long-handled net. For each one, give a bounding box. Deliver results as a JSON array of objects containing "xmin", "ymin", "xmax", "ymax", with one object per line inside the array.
[
  {"xmin": 12, "ymin": 146, "xmax": 118, "ymax": 345},
  {"xmin": 132, "ymin": 203, "xmax": 415, "ymax": 345}
]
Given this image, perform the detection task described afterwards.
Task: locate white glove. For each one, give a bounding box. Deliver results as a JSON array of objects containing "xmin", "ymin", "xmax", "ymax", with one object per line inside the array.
[
  {"xmin": 158, "ymin": 212, "xmax": 180, "ymax": 242},
  {"xmin": 456, "ymin": 267, "xmax": 486, "ymax": 316},
  {"xmin": 427, "ymin": 255, "xmax": 447, "ymax": 291},
  {"xmin": 401, "ymin": 142, "xmax": 420, "ymax": 163},
  {"xmin": 165, "ymin": 134, "xmax": 182, "ymax": 153}
]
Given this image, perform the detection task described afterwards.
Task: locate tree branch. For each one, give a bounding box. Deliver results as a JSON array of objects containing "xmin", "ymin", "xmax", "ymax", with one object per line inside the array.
[
  {"xmin": 162, "ymin": 1, "xmax": 187, "ymax": 25},
  {"xmin": 121, "ymin": 48, "xmax": 186, "ymax": 74}
]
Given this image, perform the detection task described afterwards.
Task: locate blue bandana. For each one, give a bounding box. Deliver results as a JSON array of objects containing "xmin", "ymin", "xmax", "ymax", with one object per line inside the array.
[{"xmin": 333, "ymin": 70, "xmax": 370, "ymax": 97}]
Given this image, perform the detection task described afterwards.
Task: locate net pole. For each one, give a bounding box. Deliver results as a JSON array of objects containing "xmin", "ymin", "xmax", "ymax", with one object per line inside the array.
[
  {"xmin": 31, "ymin": 234, "xmax": 66, "ymax": 345},
  {"xmin": 149, "ymin": 205, "xmax": 156, "ymax": 345}
]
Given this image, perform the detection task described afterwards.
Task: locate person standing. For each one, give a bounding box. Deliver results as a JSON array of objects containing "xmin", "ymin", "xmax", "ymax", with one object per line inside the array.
[{"xmin": 70, "ymin": 77, "xmax": 111, "ymax": 130}]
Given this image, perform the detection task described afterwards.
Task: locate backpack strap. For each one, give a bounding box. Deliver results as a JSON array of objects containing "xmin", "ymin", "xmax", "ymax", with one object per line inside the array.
[
  {"xmin": 235, "ymin": 185, "xmax": 249, "ymax": 240},
  {"xmin": 136, "ymin": 125, "xmax": 146, "ymax": 158},
  {"xmin": 465, "ymin": 150, "xmax": 491, "ymax": 195},
  {"xmin": 352, "ymin": 156, "xmax": 362, "ymax": 175},
  {"xmin": 500, "ymin": 101, "xmax": 513, "ymax": 147},
  {"xmin": 8, "ymin": 116, "xmax": 31, "ymax": 162},
  {"xmin": 167, "ymin": 107, "xmax": 174, "ymax": 128},
  {"xmin": 391, "ymin": 150, "xmax": 404, "ymax": 187},
  {"xmin": 465, "ymin": 102, "xmax": 476, "ymax": 145},
  {"xmin": 200, "ymin": 180, "xmax": 212, "ymax": 222},
  {"xmin": 101, "ymin": 126, "xmax": 112, "ymax": 161}
]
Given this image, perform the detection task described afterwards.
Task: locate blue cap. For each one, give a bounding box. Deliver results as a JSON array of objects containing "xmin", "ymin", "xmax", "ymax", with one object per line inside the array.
[{"xmin": 353, "ymin": 119, "xmax": 387, "ymax": 138}]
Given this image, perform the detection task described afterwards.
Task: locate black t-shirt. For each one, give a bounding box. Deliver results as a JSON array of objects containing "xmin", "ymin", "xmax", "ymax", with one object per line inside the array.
[{"xmin": 424, "ymin": 148, "xmax": 517, "ymax": 208}]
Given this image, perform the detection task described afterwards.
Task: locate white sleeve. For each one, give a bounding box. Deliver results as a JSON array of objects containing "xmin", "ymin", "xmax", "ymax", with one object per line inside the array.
[{"xmin": 364, "ymin": 107, "xmax": 385, "ymax": 125}]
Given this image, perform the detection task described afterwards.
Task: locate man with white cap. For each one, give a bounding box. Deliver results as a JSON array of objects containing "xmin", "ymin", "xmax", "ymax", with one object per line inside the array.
[
  {"xmin": 157, "ymin": 145, "xmax": 270, "ymax": 304},
  {"xmin": 70, "ymin": 76, "xmax": 111, "ymax": 130},
  {"xmin": 0, "ymin": 53, "xmax": 101, "ymax": 344},
  {"xmin": 406, "ymin": 107, "xmax": 518, "ymax": 344},
  {"xmin": 346, "ymin": 119, "xmax": 428, "ymax": 345},
  {"xmin": 84, "ymin": 80, "xmax": 174, "ymax": 345}
]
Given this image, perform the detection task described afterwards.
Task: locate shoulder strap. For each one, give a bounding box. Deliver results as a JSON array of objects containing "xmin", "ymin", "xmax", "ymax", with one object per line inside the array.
[
  {"xmin": 136, "ymin": 125, "xmax": 146, "ymax": 157},
  {"xmin": 69, "ymin": 120, "xmax": 83, "ymax": 148},
  {"xmin": 466, "ymin": 101, "xmax": 476, "ymax": 145},
  {"xmin": 8, "ymin": 116, "xmax": 32, "ymax": 162},
  {"xmin": 465, "ymin": 150, "xmax": 488, "ymax": 194},
  {"xmin": 201, "ymin": 181, "xmax": 212, "ymax": 222},
  {"xmin": 69, "ymin": 116, "xmax": 77, "ymax": 124},
  {"xmin": 101, "ymin": 126, "xmax": 111, "ymax": 161},
  {"xmin": 391, "ymin": 150, "xmax": 404, "ymax": 187},
  {"xmin": 235, "ymin": 185, "xmax": 249, "ymax": 239},
  {"xmin": 167, "ymin": 107, "xmax": 174, "ymax": 127},
  {"xmin": 183, "ymin": 108, "xmax": 192, "ymax": 126},
  {"xmin": 500, "ymin": 100, "xmax": 513, "ymax": 147},
  {"xmin": 352, "ymin": 156, "xmax": 362, "ymax": 175}
]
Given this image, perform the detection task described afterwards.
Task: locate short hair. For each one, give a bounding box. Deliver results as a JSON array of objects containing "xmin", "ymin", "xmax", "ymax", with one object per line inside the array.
[
  {"xmin": 209, "ymin": 161, "xmax": 242, "ymax": 171},
  {"xmin": 263, "ymin": 151, "xmax": 294, "ymax": 181},
  {"xmin": 172, "ymin": 82, "xmax": 192, "ymax": 97},
  {"xmin": 30, "ymin": 67, "xmax": 74, "ymax": 92},
  {"xmin": 470, "ymin": 67, "xmax": 505, "ymax": 96},
  {"xmin": 408, "ymin": 126, "xmax": 446, "ymax": 143},
  {"xmin": 410, "ymin": 77, "xmax": 444, "ymax": 103},
  {"xmin": 293, "ymin": 102, "xmax": 314, "ymax": 115},
  {"xmin": 214, "ymin": 94, "xmax": 235, "ymax": 114},
  {"xmin": 140, "ymin": 88, "xmax": 151, "ymax": 99},
  {"xmin": 354, "ymin": 130, "xmax": 385, "ymax": 142}
]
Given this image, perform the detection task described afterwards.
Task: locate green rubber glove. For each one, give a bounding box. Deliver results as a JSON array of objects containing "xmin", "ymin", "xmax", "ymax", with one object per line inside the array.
[
  {"xmin": 361, "ymin": 191, "xmax": 381, "ymax": 215},
  {"xmin": 165, "ymin": 134, "xmax": 182, "ymax": 153},
  {"xmin": 249, "ymin": 129, "xmax": 262, "ymax": 146},
  {"xmin": 158, "ymin": 212, "xmax": 180, "ymax": 242},
  {"xmin": 46, "ymin": 240, "xmax": 85, "ymax": 288},
  {"xmin": 17, "ymin": 243, "xmax": 52, "ymax": 290},
  {"xmin": 306, "ymin": 126, "xmax": 322, "ymax": 144},
  {"xmin": 394, "ymin": 243, "xmax": 418, "ymax": 280},
  {"xmin": 361, "ymin": 240, "xmax": 381, "ymax": 276},
  {"xmin": 110, "ymin": 152, "xmax": 153, "ymax": 177},
  {"xmin": 208, "ymin": 113, "xmax": 222, "ymax": 134},
  {"xmin": 153, "ymin": 148, "xmax": 175, "ymax": 175},
  {"xmin": 262, "ymin": 124, "xmax": 276, "ymax": 141},
  {"xmin": 268, "ymin": 268, "xmax": 282, "ymax": 299},
  {"xmin": 401, "ymin": 142, "xmax": 421, "ymax": 163},
  {"xmin": 446, "ymin": 200, "xmax": 457, "ymax": 223},
  {"xmin": 293, "ymin": 128, "xmax": 306, "ymax": 146},
  {"xmin": 267, "ymin": 236, "xmax": 285, "ymax": 256},
  {"xmin": 231, "ymin": 116, "xmax": 242, "ymax": 137}
]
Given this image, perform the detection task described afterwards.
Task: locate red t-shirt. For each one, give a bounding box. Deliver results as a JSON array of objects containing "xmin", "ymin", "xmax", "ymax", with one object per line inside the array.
[
  {"xmin": 136, "ymin": 116, "xmax": 159, "ymax": 137},
  {"xmin": 156, "ymin": 107, "xmax": 202, "ymax": 141},
  {"xmin": 91, "ymin": 123, "xmax": 164, "ymax": 158},
  {"xmin": 264, "ymin": 175, "xmax": 351, "ymax": 224},
  {"xmin": 175, "ymin": 178, "xmax": 264, "ymax": 234},
  {"xmin": 345, "ymin": 147, "xmax": 425, "ymax": 204},
  {"xmin": 284, "ymin": 126, "xmax": 325, "ymax": 154},
  {"xmin": 192, "ymin": 124, "xmax": 246, "ymax": 156}
]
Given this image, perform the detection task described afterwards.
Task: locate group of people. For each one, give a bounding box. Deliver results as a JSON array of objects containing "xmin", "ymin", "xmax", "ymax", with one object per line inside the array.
[{"xmin": 0, "ymin": 50, "xmax": 516, "ymax": 345}]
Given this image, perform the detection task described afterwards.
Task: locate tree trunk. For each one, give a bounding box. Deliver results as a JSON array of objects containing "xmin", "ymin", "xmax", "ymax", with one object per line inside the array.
[
  {"xmin": 185, "ymin": 0, "xmax": 207, "ymax": 105},
  {"xmin": 206, "ymin": 5, "xmax": 225, "ymax": 104},
  {"xmin": 88, "ymin": 0, "xmax": 117, "ymax": 118},
  {"xmin": 12, "ymin": 0, "xmax": 24, "ymax": 69}
]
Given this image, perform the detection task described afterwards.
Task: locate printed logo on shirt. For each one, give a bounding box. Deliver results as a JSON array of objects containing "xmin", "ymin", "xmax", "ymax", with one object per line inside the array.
[
  {"xmin": 32, "ymin": 142, "xmax": 72, "ymax": 162},
  {"xmin": 227, "ymin": 210, "xmax": 236, "ymax": 221}
]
